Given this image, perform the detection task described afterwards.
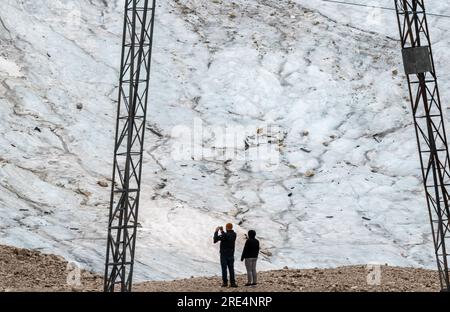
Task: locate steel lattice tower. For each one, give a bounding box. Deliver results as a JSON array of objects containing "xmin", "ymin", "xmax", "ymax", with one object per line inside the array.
[
  {"xmin": 395, "ymin": 0, "xmax": 450, "ymax": 291},
  {"xmin": 104, "ymin": 0, "xmax": 156, "ymax": 292}
]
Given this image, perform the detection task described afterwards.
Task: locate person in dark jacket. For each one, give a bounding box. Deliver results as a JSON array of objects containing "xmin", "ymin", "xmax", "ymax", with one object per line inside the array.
[
  {"xmin": 241, "ymin": 230, "xmax": 260, "ymax": 286},
  {"xmin": 214, "ymin": 223, "xmax": 237, "ymax": 287}
]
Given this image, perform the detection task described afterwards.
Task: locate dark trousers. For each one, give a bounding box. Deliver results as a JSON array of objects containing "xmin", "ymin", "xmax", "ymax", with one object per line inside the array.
[{"xmin": 220, "ymin": 254, "xmax": 235, "ymax": 284}]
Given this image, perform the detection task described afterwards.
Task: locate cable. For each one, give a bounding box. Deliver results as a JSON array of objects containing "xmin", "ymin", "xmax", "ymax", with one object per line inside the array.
[{"xmin": 321, "ymin": 0, "xmax": 450, "ymax": 18}]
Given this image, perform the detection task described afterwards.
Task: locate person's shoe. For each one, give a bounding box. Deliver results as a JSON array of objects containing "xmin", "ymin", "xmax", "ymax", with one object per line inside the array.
[
  {"xmin": 251, "ymin": 283, "xmax": 257, "ymax": 286},
  {"xmin": 245, "ymin": 283, "xmax": 252, "ymax": 286},
  {"xmin": 221, "ymin": 283, "xmax": 228, "ymax": 287},
  {"xmin": 230, "ymin": 283, "xmax": 238, "ymax": 288}
]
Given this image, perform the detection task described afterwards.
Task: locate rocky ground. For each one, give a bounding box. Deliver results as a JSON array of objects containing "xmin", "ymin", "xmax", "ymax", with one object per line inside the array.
[
  {"xmin": 0, "ymin": 245, "xmax": 440, "ymax": 292},
  {"xmin": 0, "ymin": 245, "xmax": 101, "ymax": 292}
]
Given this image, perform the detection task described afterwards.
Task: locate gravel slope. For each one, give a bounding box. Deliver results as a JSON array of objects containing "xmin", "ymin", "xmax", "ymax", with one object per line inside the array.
[{"xmin": 0, "ymin": 245, "xmax": 440, "ymax": 292}]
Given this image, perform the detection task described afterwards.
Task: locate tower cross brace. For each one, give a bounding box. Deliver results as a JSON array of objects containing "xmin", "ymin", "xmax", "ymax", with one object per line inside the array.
[
  {"xmin": 104, "ymin": 0, "xmax": 157, "ymax": 292},
  {"xmin": 395, "ymin": 0, "xmax": 450, "ymax": 291}
]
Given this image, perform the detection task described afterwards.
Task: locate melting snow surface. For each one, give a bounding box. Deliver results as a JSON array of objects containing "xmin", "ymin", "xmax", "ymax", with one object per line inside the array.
[
  {"xmin": 1, "ymin": 0, "xmax": 450, "ymax": 281},
  {"xmin": 0, "ymin": 57, "xmax": 22, "ymax": 77}
]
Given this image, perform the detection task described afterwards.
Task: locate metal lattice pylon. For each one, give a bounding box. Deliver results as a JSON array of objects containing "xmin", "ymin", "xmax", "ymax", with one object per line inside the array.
[
  {"xmin": 395, "ymin": 0, "xmax": 450, "ymax": 291},
  {"xmin": 104, "ymin": 0, "xmax": 156, "ymax": 292}
]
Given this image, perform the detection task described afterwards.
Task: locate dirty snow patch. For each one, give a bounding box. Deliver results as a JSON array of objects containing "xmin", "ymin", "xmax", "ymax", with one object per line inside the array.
[{"xmin": 0, "ymin": 57, "xmax": 23, "ymax": 77}]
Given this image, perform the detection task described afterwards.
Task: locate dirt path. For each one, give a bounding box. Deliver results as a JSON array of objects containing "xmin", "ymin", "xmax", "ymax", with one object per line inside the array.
[{"xmin": 0, "ymin": 245, "xmax": 440, "ymax": 292}]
